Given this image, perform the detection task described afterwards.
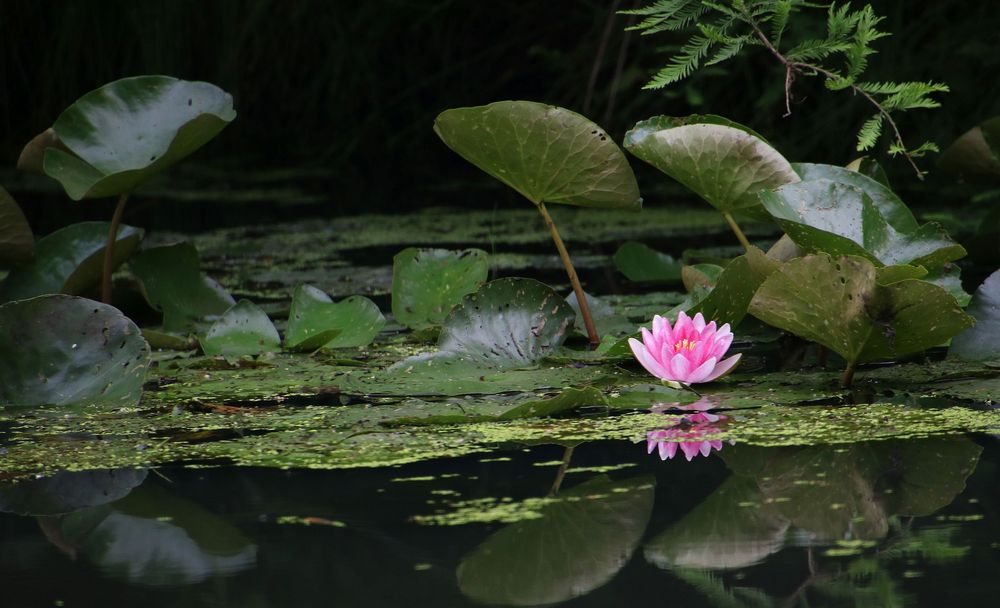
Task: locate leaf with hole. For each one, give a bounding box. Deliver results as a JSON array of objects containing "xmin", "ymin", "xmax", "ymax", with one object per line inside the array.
[
  {"xmin": 624, "ymin": 115, "xmax": 799, "ymax": 214},
  {"xmin": 434, "ymin": 101, "xmax": 641, "ymax": 209},
  {"xmin": 391, "ymin": 247, "xmax": 488, "ymax": 329},
  {"xmin": 285, "ymin": 284, "xmax": 385, "ymax": 350},
  {"xmin": 25, "ymin": 76, "xmax": 236, "ymax": 200},
  {"xmin": 0, "ymin": 221, "xmax": 143, "ymax": 302},
  {"xmin": 129, "ymin": 242, "xmax": 234, "ymax": 333},
  {"xmin": 0, "ymin": 295, "xmax": 150, "ymax": 407},
  {"xmin": 760, "ymin": 179, "xmax": 965, "ymax": 270}
]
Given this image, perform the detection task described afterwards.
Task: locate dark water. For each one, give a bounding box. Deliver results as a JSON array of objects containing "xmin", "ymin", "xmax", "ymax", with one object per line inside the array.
[{"xmin": 2, "ymin": 435, "xmax": 999, "ymax": 607}]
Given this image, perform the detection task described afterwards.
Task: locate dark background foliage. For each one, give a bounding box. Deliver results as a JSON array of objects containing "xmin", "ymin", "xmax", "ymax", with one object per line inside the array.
[{"xmin": 1, "ymin": 0, "xmax": 998, "ymax": 232}]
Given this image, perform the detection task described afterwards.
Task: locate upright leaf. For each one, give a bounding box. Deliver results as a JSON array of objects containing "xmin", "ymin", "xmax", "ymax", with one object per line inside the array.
[
  {"xmin": 285, "ymin": 285, "xmax": 385, "ymax": 350},
  {"xmin": 434, "ymin": 101, "xmax": 641, "ymax": 209},
  {"xmin": 793, "ymin": 162, "xmax": 917, "ymax": 231},
  {"xmin": 391, "ymin": 247, "xmax": 488, "ymax": 329},
  {"xmin": 938, "ymin": 116, "xmax": 1000, "ymax": 182},
  {"xmin": 0, "ymin": 186, "xmax": 33, "ymax": 267},
  {"xmin": 950, "ymin": 269, "xmax": 1000, "ymax": 361},
  {"xmin": 199, "ymin": 300, "xmax": 280, "ymax": 357}
]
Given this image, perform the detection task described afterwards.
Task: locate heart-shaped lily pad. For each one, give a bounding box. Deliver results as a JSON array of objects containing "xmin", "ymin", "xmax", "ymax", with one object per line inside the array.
[
  {"xmin": 749, "ymin": 254, "xmax": 974, "ymax": 376},
  {"xmin": 456, "ymin": 475, "xmax": 654, "ymax": 606},
  {"xmin": 612, "ymin": 241, "xmax": 682, "ymax": 283},
  {"xmin": 938, "ymin": 116, "xmax": 1000, "ymax": 182},
  {"xmin": 129, "ymin": 242, "xmax": 235, "ymax": 333},
  {"xmin": 0, "ymin": 221, "xmax": 143, "ymax": 302},
  {"xmin": 950, "ymin": 269, "xmax": 1000, "ymax": 361},
  {"xmin": 0, "ymin": 295, "xmax": 150, "ymax": 407},
  {"xmin": 624, "ymin": 115, "xmax": 799, "ymax": 214},
  {"xmin": 391, "ymin": 247, "xmax": 489, "ymax": 329},
  {"xmin": 26, "ymin": 76, "xmax": 236, "ymax": 200},
  {"xmin": 434, "ymin": 101, "xmax": 641, "ymax": 209},
  {"xmin": 285, "ymin": 284, "xmax": 385, "ymax": 350},
  {"xmin": 199, "ymin": 300, "xmax": 280, "ymax": 357},
  {"xmin": 760, "ymin": 179, "xmax": 965, "ymax": 270},
  {"xmin": 0, "ymin": 186, "xmax": 33, "ymax": 267},
  {"xmin": 792, "ymin": 162, "xmax": 917, "ymax": 231}
]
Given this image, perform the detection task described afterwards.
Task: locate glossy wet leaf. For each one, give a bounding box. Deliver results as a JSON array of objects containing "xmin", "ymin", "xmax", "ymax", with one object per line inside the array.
[
  {"xmin": 938, "ymin": 116, "xmax": 1000, "ymax": 182},
  {"xmin": 624, "ymin": 115, "xmax": 798, "ymax": 213},
  {"xmin": 923, "ymin": 264, "xmax": 971, "ymax": 307},
  {"xmin": 391, "ymin": 247, "xmax": 488, "ymax": 329},
  {"xmin": 749, "ymin": 254, "xmax": 974, "ymax": 369},
  {"xmin": 686, "ymin": 246, "xmax": 779, "ymax": 327},
  {"xmin": 129, "ymin": 242, "xmax": 235, "ymax": 333},
  {"xmin": 285, "ymin": 284, "xmax": 385, "ymax": 350},
  {"xmin": 0, "ymin": 469, "xmax": 147, "ymax": 516},
  {"xmin": 434, "ymin": 101, "xmax": 641, "ymax": 209},
  {"xmin": 760, "ymin": 179, "xmax": 965, "ymax": 269},
  {"xmin": 0, "ymin": 221, "xmax": 142, "ymax": 302},
  {"xmin": 612, "ymin": 241, "xmax": 682, "ymax": 283},
  {"xmin": 198, "ymin": 300, "xmax": 280, "ymax": 357},
  {"xmin": 0, "ymin": 186, "xmax": 33, "ymax": 267},
  {"xmin": 33, "ymin": 76, "xmax": 236, "ymax": 200},
  {"xmin": 793, "ymin": 162, "xmax": 917, "ymax": 231},
  {"xmin": 456, "ymin": 475, "xmax": 654, "ymax": 606},
  {"xmin": 950, "ymin": 269, "xmax": 1000, "ymax": 361},
  {"xmin": 0, "ymin": 295, "xmax": 149, "ymax": 407},
  {"xmin": 845, "ymin": 156, "xmax": 891, "ymax": 188}
]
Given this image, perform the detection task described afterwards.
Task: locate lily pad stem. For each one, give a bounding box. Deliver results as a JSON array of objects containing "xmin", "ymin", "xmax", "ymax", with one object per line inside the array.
[
  {"xmin": 537, "ymin": 202, "xmax": 600, "ymax": 348},
  {"xmin": 101, "ymin": 192, "xmax": 130, "ymax": 304},
  {"xmin": 840, "ymin": 360, "xmax": 857, "ymax": 388},
  {"xmin": 722, "ymin": 212, "xmax": 752, "ymax": 251},
  {"xmin": 547, "ymin": 446, "xmax": 575, "ymax": 497}
]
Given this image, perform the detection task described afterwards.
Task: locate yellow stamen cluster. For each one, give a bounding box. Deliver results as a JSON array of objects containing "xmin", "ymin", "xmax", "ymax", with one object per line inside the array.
[{"xmin": 674, "ymin": 338, "xmax": 698, "ymax": 352}]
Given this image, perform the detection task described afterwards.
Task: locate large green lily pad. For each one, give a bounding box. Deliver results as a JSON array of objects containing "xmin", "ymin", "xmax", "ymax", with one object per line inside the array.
[
  {"xmin": 0, "ymin": 186, "xmax": 33, "ymax": 267},
  {"xmin": 30, "ymin": 76, "xmax": 236, "ymax": 200},
  {"xmin": 391, "ymin": 247, "xmax": 488, "ymax": 329},
  {"xmin": 285, "ymin": 285, "xmax": 385, "ymax": 350},
  {"xmin": 129, "ymin": 242, "xmax": 235, "ymax": 333},
  {"xmin": 199, "ymin": 299, "xmax": 281, "ymax": 357},
  {"xmin": 749, "ymin": 254, "xmax": 974, "ymax": 371},
  {"xmin": 950, "ymin": 269, "xmax": 1000, "ymax": 361},
  {"xmin": 434, "ymin": 101, "xmax": 641, "ymax": 209},
  {"xmin": 624, "ymin": 115, "xmax": 799, "ymax": 213},
  {"xmin": 0, "ymin": 221, "xmax": 143, "ymax": 302},
  {"xmin": 0, "ymin": 295, "xmax": 150, "ymax": 407},
  {"xmin": 760, "ymin": 179, "xmax": 965, "ymax": 269},
  {"xmin": 793, "ymin": 163, "xmax": 917, "ymax": 231},
  {"xmin": 456, "ymin": 475, "xmax": 654, "ymax": 606}
]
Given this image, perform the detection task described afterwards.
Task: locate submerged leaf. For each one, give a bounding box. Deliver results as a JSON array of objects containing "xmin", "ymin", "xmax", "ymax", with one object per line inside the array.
[
  {"xmin": 434, "ymin": 101, "xmax": 641, "ymax": 209},
  {"xmin": 391, "ymin": 247, "xmax": 488, "ymax": 329},
  {"xmin": 0, "ymin": 295, "xmax": 149, "ymax": 407},
  {"xmin": 285, "ymin": 284, "xmax": 385, "ymax": 350},
  {"xmin": 199, "ymin": 300, "xmax": 280, "ymax": 357}
]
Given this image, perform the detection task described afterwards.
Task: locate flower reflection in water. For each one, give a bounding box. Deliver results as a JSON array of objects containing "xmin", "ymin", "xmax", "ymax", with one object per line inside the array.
[{"xmin": 646, "ymin": 398, "xmax": 733, "ymax": 461}]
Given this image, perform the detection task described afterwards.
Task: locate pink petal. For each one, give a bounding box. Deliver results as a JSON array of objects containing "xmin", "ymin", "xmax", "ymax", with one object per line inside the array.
[
  {"xmin": 661, "ymin": 442, "xmax": 678, "ymax": 459},
  {"xmin": 686, "ymin": 356, "xmax": 718, "ymax": 384},
  {"xmin": 641, "ymin": 327, "xmax": 659, "ymax": 355},
  {"xmin": 699, "ymin": 441, "xmax": 712, "ymax": 457},
  {"xmin": 692, "ymin": 313, "xmax": 706, "ymax": 332},
  {"xmin": 710, "ymin": 331, "xmax": 734, "ymax": 359},
  {"xmin": 647, "ymin": 439, "xmax": 657, "ymax": 454},
  {"xmin": 702, "ymin": 353, "xmax": 742, "ymax": 382},
  {"xmin": 709, "ymin": 440, "xmax": 723, "ymax": 451},
  {"xmin": 630, "ymin": 338, "xmax": 670, "ymax": 379},
  {"xmin": 674, "ymin": 311, "xmax": 691, "ymax": 338},
  {"xmin": 689, "ymin": 339, "xmax": 711, "ymax": 368},
  {"xmin": 680, "ymin": 442, "xmax": 700, "ymax": 461},
  {"xmin": 669, "ymin": 353, "xmax": 692, "ymax": 382}
]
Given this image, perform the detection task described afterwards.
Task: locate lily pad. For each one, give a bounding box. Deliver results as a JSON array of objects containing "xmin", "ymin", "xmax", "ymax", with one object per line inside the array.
[
  {"xmin": 434, "ymin": 101, "xmax": 641, "ymax": 209},
  {"xmin": 681, "ymin": 263, "xmax": 723, "ymax": 292},
  {"xmin": 624, "ymin": 115, "xmax": 799, "ymax": 213},
  {"xmin": 0, "ymin": 186, "xmax": 33, "ymax": 267},
  {"xmin": 29, "ymin": 76, "xmax": 236, "ymax": 200},
  {"xmin": 0, "ymin": 295, "xmax": 150, "ymax": 407},
  {"xmin": 749, "ymin": 254, "xmax": 974, "ymax": 370},
  {"xmin": 0, "ymin": 221, "xmax": 143, "ymax": 302},
  {"xmin": 792, "ymin": 162, "xmax": 917, "ymax": 231},
  {"xmin": 682, "ymin": 246, "xmax": 780, "ymax": 327},
  {"xmin": 456, "ymin": 475, "xmax": 654, "ymax": 606},
  {"xmin": 198, "ymin": 300, "xmax": 280, "ymax": 357},
  {"xmin": 566, "ymin": 291, "xmax": 633, "ymax": 337},
  {"xmin": 760, "ymin": 179, "xmax": 965, "ymax": 270},
  {"xmin": 391, "ymin": 247, "xmax": 488, "ymax": 329},
  {"xmin": 612, "ymin": 241, "xmax": 682, "ymax": 283},
  {"xmin": 938, "ymin": 116, "xmax": 1000, "ymax": 182},
  {"xmin": 950, "ymin": 269, "xmax": 1000, "ymax": 361},
  {"xmin": 129, "ymin": 242, "xmax": 235, "ymax": 333},
  {"xmin": 285, "ymin": 284, "xmax": 385, "ymax": 350}
]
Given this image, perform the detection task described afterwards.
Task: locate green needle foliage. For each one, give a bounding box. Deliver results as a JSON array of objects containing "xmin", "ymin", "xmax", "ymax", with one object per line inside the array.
[{"xmin": 624, "ymin": 0, "xmax": 948, "ymax": 176}]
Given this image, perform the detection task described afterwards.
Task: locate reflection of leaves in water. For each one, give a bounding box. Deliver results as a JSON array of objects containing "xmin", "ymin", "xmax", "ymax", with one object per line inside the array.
[
  {"xmin": 0, "ymin": 469, "xmax": 146, "ymax": 516},
  {"xmin": 456, "ymin": 475, "xmax": 654, "ymax": 606},
  {"xmin": 671, "ymin": 568, "xmax": 775, "ymax": 608},
  {"xmin": 59, "ymin": 482, "xmax": 256, "ymax": 586},
  {"xmin": 644, "ymin": 476, "xmax": 788, "ymax": 570}
]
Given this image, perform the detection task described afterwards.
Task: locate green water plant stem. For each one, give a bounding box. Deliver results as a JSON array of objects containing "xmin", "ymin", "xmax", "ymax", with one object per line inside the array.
[
  {"xmin": 722, "ymin": 212, "xmax": 751, "ymax": 251},
  {"xmin": 101, "ymin": 193, "xmax": 129, "ymax": 303},
  {"xmin": 538, "ymin": 203, "xmax": 599, "ymax": 347}
]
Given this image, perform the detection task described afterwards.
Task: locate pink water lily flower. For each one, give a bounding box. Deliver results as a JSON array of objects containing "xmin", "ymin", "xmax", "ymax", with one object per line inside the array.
[
  {"xmin": 629, "ymin": 311, "xmax": 741, "ymax": 385},
  {"xmin": 646, "ymin": 400, "xmax": 734, "ymax": 461}
]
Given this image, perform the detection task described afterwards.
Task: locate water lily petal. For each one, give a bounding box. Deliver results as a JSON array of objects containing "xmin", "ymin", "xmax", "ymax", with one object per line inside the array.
[
  {"xmin": 686, "ymin": 356, "xmax": 718, "ymax": 384},
  {"xmin": 699, "ymin": 441, "xmax": 712, "ymax": 457},
  {"xmin": 692, "ymin": 312, "xmax": 706, "ymax": 332},
  {"xmin": 669, "ymin": 353, "xmax": 692, "ymax": 382},
  {"xmin": 680, "ymin": 442, "xmax": 701, "ymax": 461},
  {"xmin": 630, "ymin": 338, "xmax": 670, "ymax": 379},
  {"xmin": 674, "ymin": 311, "xmax": 692, "ymax": 340},
  {"xmin": 710, "ymin": 331, "xmax": 734, "ymax": 359},
  {"xmin": 702, "ymin": 353, "xmax": 742, "ymax": 382},
  {"xmin": 641, "ymin": 327, "xmax": 659, "ymax": 355}
]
